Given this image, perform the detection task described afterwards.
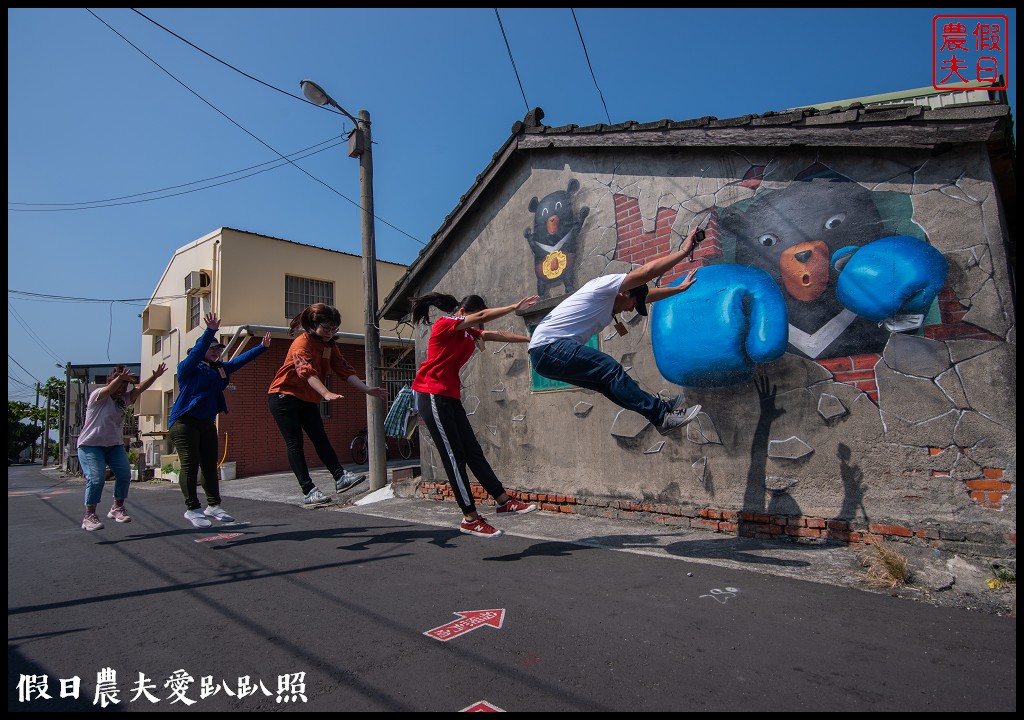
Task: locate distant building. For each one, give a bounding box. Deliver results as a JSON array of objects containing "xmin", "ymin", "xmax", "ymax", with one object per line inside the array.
[{"xmin": 138, "ymin": 227, "xmax": 412, "ymax": 479}]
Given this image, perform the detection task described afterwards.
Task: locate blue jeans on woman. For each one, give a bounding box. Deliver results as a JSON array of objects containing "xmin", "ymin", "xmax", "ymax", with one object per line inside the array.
[
  {"xmin": 528, "ymin": 339, "xmax": 669, "ymax": 425},
  {"xmin": 78, "ymin": 445, "xmax": 131, "ymax": 507}
]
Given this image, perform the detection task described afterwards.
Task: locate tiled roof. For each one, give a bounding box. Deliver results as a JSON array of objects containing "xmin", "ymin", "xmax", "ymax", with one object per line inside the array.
[{"xmin": 381, "ymin": 91, "xmax": 1014, "ymax": 320}]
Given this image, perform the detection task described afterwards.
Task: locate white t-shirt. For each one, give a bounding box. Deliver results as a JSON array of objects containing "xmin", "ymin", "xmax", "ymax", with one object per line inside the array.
[
  {"xmin": 77, "ymin": 387, "xmax": 130, "ymax": 448},
  {"xmin": 528, "ymin": 273, "xmax": 626, "ymax": 350}
]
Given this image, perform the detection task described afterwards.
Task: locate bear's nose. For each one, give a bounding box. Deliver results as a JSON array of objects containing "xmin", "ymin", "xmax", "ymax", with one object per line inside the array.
[{"xmin": 795, "ymin": 249, "xmax": 813, "ymax": 264}]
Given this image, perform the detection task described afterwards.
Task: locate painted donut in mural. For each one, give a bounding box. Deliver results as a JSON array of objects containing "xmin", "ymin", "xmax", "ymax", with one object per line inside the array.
[{"xmin": 524, "ymin": 179, "xmax": 590, "ymax": 297}]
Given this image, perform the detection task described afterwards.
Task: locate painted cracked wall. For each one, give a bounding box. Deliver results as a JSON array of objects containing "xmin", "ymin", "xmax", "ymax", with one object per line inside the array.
[{"xmin": 412, "ymin": 147, "xmax": 1015, "ymax": 554}]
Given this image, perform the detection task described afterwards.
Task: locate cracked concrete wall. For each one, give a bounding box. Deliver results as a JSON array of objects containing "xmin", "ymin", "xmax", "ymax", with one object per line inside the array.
[{"xmin": 412, "ymin": 147, "xmax": 1015, "ymax": 554}]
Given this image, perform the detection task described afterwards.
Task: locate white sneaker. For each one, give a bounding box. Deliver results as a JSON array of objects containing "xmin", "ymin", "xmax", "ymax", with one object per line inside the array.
[
  {"xmin": 303, "ymin": 488, "xmax": 332, "ymax": 507},
  {"xmin": 657, "ymin": 403, "xmax": 702, "ymax": 436},
  {"xmin": 204, "ymin": 505, "xmax": 235, "ymax": 522},
  {"xmin": 184, "ymin": 509, "xmax": 212, "ymax": 528},
  {"xmin": 335, "ymin": 471, "xmax": 366, "ymax": 493}
]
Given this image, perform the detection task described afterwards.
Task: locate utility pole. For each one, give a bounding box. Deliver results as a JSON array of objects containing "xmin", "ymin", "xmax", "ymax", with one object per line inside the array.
[
  {"xmin": 31, "ymin": 383, "xmax": 41, "ymax": 463},
  {"xmin": 42, "ymin": 386, "xmax": 52, "ymax": 467},
  {"xmin": 356, "ymin": 109, "xmax": 387, "ymax": 492}
]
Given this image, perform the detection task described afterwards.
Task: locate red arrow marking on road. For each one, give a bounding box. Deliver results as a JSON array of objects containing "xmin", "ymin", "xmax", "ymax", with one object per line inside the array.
[
  {"xmin": 460, "ymin": 700, "xmax": 505, "ymax": 712},
  {"xmin": 424, "ymin": 609, "xmax": 505, "ymax": 642},
  {"xmin": 194, "ymin": 533, "xmax": 243, "ymax": 543}
]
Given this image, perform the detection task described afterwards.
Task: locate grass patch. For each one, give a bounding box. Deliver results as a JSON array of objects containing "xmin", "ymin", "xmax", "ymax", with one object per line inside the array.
[{"xmin": 857, "ymin": 537, "xmax": 909, "ymax": 588}]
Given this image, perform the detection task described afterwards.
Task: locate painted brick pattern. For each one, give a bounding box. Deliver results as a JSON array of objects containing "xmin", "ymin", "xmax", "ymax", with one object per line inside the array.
[
  {"xmin": 413, "ymin": 481, "xmax": 1011, "ymax": 549},
  {"xmin": 815, "ymin": 354, "xmax": 881, "ymax": 402}
]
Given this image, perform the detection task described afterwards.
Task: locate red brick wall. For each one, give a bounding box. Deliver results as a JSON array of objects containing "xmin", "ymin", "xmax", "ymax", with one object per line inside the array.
[{"xmin": 216, "ymin": 341, "xmax": 371, "ymax": 478}]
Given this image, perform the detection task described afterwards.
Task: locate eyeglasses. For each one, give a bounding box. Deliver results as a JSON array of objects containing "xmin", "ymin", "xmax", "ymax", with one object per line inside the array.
[{"xmin": 317, "ymin": 324, "xmax": 340, "ymax": 334}]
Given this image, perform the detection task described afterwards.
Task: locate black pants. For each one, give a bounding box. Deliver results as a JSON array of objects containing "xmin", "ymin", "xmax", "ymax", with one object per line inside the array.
[
  {"xmin": 417, "ymin": 392, "xmax": 505, "ymax": 515},
  {"xmin": 169, "ymin": 415, "xmax": 221, "ymax": 511},
  {"xmin": 268, "ymin": 393, "xmax": 344, "ymax": 494}
]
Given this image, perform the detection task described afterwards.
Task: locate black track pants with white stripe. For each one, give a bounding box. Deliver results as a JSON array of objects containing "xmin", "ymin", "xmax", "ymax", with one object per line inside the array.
[{"xmin": 417, "ymin": 391, "xmax": 506, "ymax": 515}]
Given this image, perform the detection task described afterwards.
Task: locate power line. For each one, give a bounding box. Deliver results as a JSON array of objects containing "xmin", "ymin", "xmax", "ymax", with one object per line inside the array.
[
  {"xmin": 8, "ymin": 354, "xmax": 42, "ymax": 385},
  {"xmin": 85, "ymin": 9, "xmax": 426, "ymax": 246},
  {"xmin": 8, "ymin": 305, "xmax": 64, "ymax": 364},
  {"xmin": 9, "ymin": 290, "xmax": 185, "ymax": 304},
  {"xmin": 130, "ymin": 8, "xmax": 342, "ymax": 116},
  {"xmin": 494, "ymin": 9, "xmax": 530, "ymax": 114},
  {"xmin": 571, "ymin": 9, "xmax": 612, "ymax": 124},
  {"xmin": 8, "ymin": 136, "xmax": 342, "ymax": 209}
]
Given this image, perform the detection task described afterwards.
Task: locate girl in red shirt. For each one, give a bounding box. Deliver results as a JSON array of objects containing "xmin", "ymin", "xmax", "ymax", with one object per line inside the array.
[{"xmin": 410, "ymin": 292, "xmax": 539, "ymax": 537}]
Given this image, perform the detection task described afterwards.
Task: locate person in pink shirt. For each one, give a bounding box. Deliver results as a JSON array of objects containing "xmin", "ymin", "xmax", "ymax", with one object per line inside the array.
[{"xmin": 410, "ymin": 292, "xmax": 539, "ymax": 538}]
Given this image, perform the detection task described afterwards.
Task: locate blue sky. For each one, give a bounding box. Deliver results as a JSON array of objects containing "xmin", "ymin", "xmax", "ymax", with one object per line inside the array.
[{"xmin": 7, "ymin": 8, "xmax": 1016, "ymax": 403}]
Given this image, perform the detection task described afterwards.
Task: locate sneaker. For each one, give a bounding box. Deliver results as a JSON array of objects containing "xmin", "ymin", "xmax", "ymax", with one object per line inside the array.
[
  {"xmin": 204, "ymin": 505, "xmax": 235, "ymax": 522},
  {"xmin": 335, "ymin": 471, "xmax": 366, "ymax": 493},
  {"xmin": 106, "ymin": 505, "xmax": 132, "ymax": 523},
  {"xmin": 657, "ymin": 403, "xmax": 702, "ymax": 436},
  {"xmin": 184, "ymin": 509, "xmax": 213, "ymax": 528},
  {"xmin": 303, "ymin": 488, "xmax": 332, "ymax": 507},
  {"xmin": 459, "ymin": 516, "xmax": 503, "ymax": 538},
  {"xmin": 496, "ymin": 498, "xmax": 537, "ymax": 515},
  {"xmin": 81, "ymin": 513, "xmax": 104, "ymax": 532}
]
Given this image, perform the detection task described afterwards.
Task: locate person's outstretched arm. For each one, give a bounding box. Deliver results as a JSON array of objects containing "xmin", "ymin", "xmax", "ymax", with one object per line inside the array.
[
  {"xmin": 479, "ymin": 331, "xmax": 531, "ymax": 343},
  {"xmin": 620, "ymin": 222, "xmax": 703, "ymax": 293},
  {"xmin": 455, "ymin": 295, "xmax": 538, "ymax": 330}
]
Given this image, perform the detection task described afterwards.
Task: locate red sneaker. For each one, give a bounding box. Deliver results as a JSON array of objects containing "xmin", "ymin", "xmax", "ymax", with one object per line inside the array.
[
  {"xmin": 496, "ymin": 498, "xmax": 537, "ymax": 515},
  {"xmin": 459, "ymin": 516, "xmax": 503, "ymax": 538}
]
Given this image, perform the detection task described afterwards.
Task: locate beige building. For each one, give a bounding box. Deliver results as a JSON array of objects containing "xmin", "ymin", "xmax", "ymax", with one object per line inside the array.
[{"xmin": 139, "ymin": 227, "xmax": 411, "ymax": 479}]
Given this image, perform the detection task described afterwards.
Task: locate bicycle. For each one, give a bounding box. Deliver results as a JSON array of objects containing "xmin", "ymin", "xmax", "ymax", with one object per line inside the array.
[{"xmin": 350, "ymin": 427, "xmax": 416, "ymax": 465}]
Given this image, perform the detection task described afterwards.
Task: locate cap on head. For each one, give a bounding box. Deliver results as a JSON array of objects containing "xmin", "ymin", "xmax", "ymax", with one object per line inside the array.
[{"xmin": 627, "ymin": 284, "xmax": 650, "ymax": 316}]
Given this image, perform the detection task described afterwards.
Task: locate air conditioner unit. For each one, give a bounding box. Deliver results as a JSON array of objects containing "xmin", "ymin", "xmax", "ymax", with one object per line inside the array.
[{"xmin": 185, "ymin": 270, "xmax": 211, "ymax": 295}]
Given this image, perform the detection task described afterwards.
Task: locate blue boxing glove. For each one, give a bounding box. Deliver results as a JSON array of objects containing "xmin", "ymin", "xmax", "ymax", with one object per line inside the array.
[
  {"xmin": 832, "ymin": 235, "xmax": 947, "ymax": 331},
  {"xmin": 651, "ymin": 264, "xmax": 789, "ymax": 388}
]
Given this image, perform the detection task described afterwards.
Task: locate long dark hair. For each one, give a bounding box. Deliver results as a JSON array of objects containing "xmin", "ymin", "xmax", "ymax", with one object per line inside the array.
[
  {"xmin": 409, "ymin": 293, "xmax": 486, "ymax": 325},
  {"xmin": 289, "ymin": 303, "xmax": 341, "ymax": 336}
]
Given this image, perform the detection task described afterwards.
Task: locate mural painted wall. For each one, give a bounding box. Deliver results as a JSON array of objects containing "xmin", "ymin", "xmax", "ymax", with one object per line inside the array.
[{"xmin": 413, "ymin": 147, "xmax": 1015, "ymax": 557}]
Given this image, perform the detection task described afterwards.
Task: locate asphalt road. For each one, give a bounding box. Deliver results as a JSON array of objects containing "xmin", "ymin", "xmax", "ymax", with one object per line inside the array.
[{"xmin": 8, "ymin": 464, "xmax": 1016, "ymax": 712}]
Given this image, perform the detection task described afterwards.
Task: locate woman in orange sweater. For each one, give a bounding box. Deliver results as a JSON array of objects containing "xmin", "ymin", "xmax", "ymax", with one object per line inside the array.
[{"xmin": 268, "ymin": 304, "xmax": 388, "ymax": 506}]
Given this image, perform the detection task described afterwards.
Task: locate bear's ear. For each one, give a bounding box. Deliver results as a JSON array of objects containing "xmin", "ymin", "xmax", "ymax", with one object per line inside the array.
[
  {"xmin": 528, "ymin": 197, "xmax": 539, "ymax": 212},
  {"xmin": 567, "ymin": 178, "xmax": 580, "ymax": 194}
]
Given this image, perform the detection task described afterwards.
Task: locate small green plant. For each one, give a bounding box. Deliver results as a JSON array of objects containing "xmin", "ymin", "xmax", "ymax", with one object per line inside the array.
[
  {"xmin": 987, "ymin": 564, "xmax": 1015, "ymax": 589},
  {"xmin": 161, "ymin": 464, "xmax": 176, "ymax": 474},
  {"xmin": 857, "ymin": 537, "xmax": 909, "ymax": 588},
  {"xmin": 127, "ymin": 448, "xmax": 140, "ymax": 466}
]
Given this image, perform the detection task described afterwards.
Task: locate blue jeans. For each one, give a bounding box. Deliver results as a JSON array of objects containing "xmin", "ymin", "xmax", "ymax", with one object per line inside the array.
[
  {"xmin": 78, "ymin": 445, "xmax": 131, "ymax": 507},
  {"xmin": 529, "ymin": 339, "xmax": 668, "ymax": 425}
]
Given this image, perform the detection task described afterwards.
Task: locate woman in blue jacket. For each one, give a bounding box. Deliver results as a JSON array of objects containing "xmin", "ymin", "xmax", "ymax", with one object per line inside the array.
[{"xmin": 169, "ymin": 312, "xmax": 271, "ymax": 528}]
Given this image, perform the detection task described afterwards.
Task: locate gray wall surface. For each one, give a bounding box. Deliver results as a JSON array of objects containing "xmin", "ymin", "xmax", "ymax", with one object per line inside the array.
[{"xmin": 412, "ymin": 146, "xmax": 1016, "ymax": 558}]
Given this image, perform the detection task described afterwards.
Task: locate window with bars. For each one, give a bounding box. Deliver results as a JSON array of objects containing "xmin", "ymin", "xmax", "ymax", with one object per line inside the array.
[
  {"xmin": 381, "ymin": 348, "xmax": 416, "ymax": 410},
  {"xmin": 285, "ymin": 275, "xmax": 335, "ymax": 320},
  {"xmin": 153, "ymin": 334, "xmax": 163, "ymax": 355},
  {"xmin": 187, "ymin": 295, "xmax": 201, "ymax": 332}
]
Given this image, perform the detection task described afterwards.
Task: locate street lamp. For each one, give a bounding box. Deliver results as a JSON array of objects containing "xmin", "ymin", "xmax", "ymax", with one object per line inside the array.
[{"xmin": 300, "ymin": 79, "xmax": 387, "ymax": 492}]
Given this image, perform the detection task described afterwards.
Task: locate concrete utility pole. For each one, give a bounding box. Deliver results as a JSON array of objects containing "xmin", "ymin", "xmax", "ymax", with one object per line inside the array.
[
  {"xmin": 31, "ymin": 383, "xmax": 41, "ymax": 463},
  {"xmin": 356, "ymin": 108, "xmax": 388, "ymax": 492},
  {"xmin": 299, "ymin": 80, "xmax": 387, "ymax": 492},
  {"xmin": 42, "ymin": 386, "xmax": 52, "ymax": 468}
]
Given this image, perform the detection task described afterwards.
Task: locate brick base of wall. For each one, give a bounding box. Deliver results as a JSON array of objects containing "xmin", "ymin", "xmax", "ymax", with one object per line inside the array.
[{"xmin": 415, "ymin": 481, "xmax": 1015, "ymax": 554}]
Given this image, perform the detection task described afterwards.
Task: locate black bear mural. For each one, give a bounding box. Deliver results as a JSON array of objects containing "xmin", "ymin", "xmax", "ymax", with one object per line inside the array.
[
  {"xmin": 524, "ymin": 179, "xmax": 590, "ymax": 297},
  {"xmin": 651, "ymin": 166, "xmax": 949, "ymax": 388}
]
